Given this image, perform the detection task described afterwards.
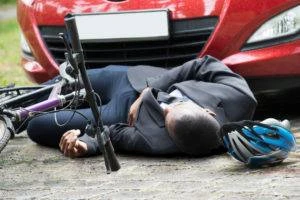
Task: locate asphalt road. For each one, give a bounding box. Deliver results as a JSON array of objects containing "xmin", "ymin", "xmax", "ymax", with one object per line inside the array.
[{"xmin": 0, "ymin": 96, "xmax": 300, "ymax": 199}]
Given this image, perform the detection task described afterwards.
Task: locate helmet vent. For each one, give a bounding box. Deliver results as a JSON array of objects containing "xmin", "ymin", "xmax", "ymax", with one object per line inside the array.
[
  {"xmin": 232, "ymin": 139, "xmax": 247, "ymax": 161},
  {"xmin": 265, "ymin": 131, "xmax": 280, "ymax": 139},
  {"xmin": 238, "ymin": 137, "xmax": 260, "ymax": 155}
]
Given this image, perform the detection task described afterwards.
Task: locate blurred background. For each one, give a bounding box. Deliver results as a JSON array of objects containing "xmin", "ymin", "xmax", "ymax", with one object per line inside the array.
[{"xmin": 0, "ymin": 0, "xmax": 32, "ymax": 85}]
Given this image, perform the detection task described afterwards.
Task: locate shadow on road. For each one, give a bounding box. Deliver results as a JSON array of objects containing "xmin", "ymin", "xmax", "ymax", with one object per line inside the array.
[{"xmin": 254, "ymin": 88, "xmax": 300, "ymax": 120}]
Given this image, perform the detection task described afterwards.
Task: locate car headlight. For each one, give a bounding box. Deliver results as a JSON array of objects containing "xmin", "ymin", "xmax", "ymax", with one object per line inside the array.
[
  {"xmin": 20, "ymin": 32, "xmax": 34, "ymax": 59},
  {"xmin": 247, "ymin": 5, "xmax": 300, "ymax": 44},
  {"xmin": 21, "ymin": 0, "xmax": 35, "ymax": 6}
]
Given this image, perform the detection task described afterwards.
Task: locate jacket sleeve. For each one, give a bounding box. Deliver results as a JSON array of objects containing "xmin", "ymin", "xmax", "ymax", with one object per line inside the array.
[
  {"xmin": 148, "ymin": 55, "xmax": 256, "ymax": 101},
  {"xmin": 78, "ymin": 134, "xmax": 101, "ymax": 156},
  {"xmin": 108, "ymin": 123, "xmax": 152, "ymax": 154},
  {"xmin": 78, "ymin": 123, "xmax": 152, "ymax": 156}
]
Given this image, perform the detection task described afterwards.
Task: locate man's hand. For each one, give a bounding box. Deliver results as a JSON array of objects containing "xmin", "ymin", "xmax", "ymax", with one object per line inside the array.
[
  {"xmin": 59, "ymin": 129, "xmax": 88, "ymax": 158},
  {"xmin": 128, "ymin": 96, "xmax": 142, "ymax": 126},
  {"xmin": 128, "ymin": 87, "xmax": 150, "ymax": 126}
]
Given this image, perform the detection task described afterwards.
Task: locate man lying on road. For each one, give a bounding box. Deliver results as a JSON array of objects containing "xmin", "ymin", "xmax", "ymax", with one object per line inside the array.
[{"xmin": 27, "ymin": 55, "xmax": 257, "ymax": 157}]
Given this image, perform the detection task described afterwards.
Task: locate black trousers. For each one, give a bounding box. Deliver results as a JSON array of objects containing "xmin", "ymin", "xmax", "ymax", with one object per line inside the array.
[{"xmin": 27, "ymin": 65, "xmax": 138, "ymax": 148}]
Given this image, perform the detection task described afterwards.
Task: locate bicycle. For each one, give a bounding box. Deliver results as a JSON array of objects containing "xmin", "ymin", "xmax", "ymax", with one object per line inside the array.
[{"xmin": 0, "ymin": 14, "xmax": 120, "ymax": 173}]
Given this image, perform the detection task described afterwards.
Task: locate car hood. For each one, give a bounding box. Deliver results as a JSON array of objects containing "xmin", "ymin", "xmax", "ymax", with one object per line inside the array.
[{"xmin": 30, "ymin": 0, "xmax": 224, "ymax": 25}]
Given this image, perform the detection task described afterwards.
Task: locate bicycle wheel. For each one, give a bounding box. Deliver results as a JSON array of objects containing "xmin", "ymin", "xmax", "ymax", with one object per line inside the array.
[{"xmin": 0, "ymin": 116, "xmax": 12, "ymax": 153}]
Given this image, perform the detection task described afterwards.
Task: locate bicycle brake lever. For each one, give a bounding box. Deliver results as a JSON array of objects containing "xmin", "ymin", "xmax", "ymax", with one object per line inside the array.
[
  {"xmin": 59, "ymin": 62, "xmax": 76, "ymax": 84},
  {"xmin": 58, "ymin": 33, "xmax": 79, "ymax": 77},
  {"xmin": 58, "ymin": 33, "xmax": 72, "ymax": 54}
]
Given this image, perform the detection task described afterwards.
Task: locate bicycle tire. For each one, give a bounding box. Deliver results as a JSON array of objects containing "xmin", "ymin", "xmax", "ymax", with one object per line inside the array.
[{"xmin": 0, "ymin": 116, "xmax": 13, "ymax": 153}]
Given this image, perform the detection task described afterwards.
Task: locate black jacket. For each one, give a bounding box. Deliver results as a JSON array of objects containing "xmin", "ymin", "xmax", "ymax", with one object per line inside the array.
[{"xmin": 80, "ymin": 56, "xmax": 257, "ymax": 156}]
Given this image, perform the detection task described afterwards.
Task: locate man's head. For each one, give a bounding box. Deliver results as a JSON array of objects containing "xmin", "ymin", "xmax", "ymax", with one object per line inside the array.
[{"xmin": 164, "ymin": 101, "xmax": 221, "ymax": 155}]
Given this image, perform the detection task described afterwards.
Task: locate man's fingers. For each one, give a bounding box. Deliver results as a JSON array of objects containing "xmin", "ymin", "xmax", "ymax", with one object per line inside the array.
[
  {"xmin": 73, "ymin": 129, "xmax": 81, "ymax": 136},
  {"xmin": 75, "ymin": 141, "xmax": 88, "ymax": 157},
  {"xmin": 60, "ymin": 129, "xmax": 81, "ymax": 155},
  {"xmin": 61, "ymin": 133, "xmax": 73, "ymax": 153},
  {"xmin": 70, "ymin": 148, "xmax": 79, "ymax": 158},
  {"xmin": 59, "ymin": 129, "xmax": 79, "ymax": 149},
  {"xmin": 59, "ymin": 130, "xmax": 72, "ymax": 149},
  {"xmin": 66, "ymin": 141, "xmax": 87, "ymax": 158},
  {"xmin": 66, "ymin": 136, "xmax": 77, "ymax": 155},
  {"xmin": 60, "ymin": 133, "xmax": 70, "ymax": 152},
  {"xmin": 59, "ymin": 130, "xmax": 87, "ymax": 158},
  {"xmin": 64, "ymin": 136, "xmax": 76, "ymax": 154},
  {"xmin": 70, "ymin": 147, "xmax": 83, "ymax": 158}
]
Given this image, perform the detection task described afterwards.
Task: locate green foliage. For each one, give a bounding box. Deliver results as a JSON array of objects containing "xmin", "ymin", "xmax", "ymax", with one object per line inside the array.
[
  {"xmin": 0, "ymin": 0, "xmax": 16, "ymax": 5},
  {"xmin": 0, "ymin": 19, "xmax": 32, "ymax": 85}
]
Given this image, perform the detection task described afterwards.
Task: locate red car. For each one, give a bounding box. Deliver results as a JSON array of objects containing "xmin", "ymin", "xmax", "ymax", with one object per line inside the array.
[{"xmin": 17, "ymin": 0, "xmax": 300, "ymax": 93}]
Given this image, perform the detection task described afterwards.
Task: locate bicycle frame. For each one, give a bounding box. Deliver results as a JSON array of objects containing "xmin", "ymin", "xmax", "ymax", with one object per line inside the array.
[
  {"xmin": 1, "ymin": 84, "xmax": 55, "ymax": 108},
  {"xmin": 2, "ymin": 88, "xmax": 85, "ymax": 122},
  {"xmin": 0, "ymin": 65, "xmax": 84, "ymax": 132}
]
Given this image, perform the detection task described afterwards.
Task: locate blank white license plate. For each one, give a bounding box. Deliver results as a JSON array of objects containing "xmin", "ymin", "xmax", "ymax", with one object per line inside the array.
[{"xmin": 73, "ymin": 10, "xmax": 170, "ymax": 42}]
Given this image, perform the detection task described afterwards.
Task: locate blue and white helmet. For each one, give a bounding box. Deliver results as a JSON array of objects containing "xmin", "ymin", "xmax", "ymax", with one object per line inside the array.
[{"xmin": 219, "ymin": 118, "xmax": 297, "ymax": 167}]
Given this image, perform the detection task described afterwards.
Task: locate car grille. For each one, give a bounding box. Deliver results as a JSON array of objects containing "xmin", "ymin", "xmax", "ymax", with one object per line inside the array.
[{"xmin": 39, "ymin": 17, "xmax": 218, "ymax": 69}]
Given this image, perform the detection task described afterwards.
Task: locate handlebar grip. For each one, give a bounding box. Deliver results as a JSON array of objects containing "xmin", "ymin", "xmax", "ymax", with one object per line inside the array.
[
  {"xmin": 97, "ymin": 126, "xmax": 121, "ymax": 173},
  {"xmin": 104, "ymin": 140, "xmax": 121, "ymax": 172}
]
